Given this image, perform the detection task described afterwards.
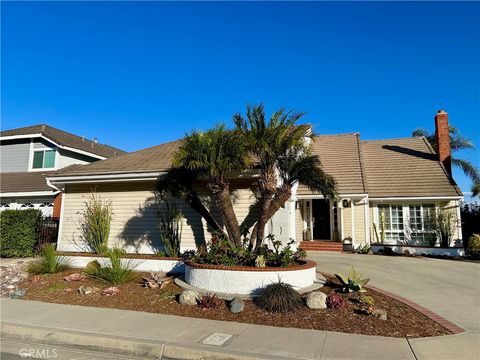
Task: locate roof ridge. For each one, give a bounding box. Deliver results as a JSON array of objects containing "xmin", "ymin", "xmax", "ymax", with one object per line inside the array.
[
  {"xmin": 362, "ymin": 136, "xmax": 421, "ymax": 143},
  {"xmin": 355, "ymin": 133, "xmax": 368, "ymax": 193},
  {"xmin": 316, "ymin": 132, "xmax": 359, "ymax": 138}
]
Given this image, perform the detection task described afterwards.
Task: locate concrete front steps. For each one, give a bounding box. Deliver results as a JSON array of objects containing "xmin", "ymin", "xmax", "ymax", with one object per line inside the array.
[{"xmin": 299, "ymin": 241, "xmax": 343, "ymax": 252}]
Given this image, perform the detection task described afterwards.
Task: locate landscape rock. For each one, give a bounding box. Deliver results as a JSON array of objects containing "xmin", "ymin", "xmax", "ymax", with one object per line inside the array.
[
  {"xmin": 0, "ymin": 261, "xmax": 29, "ymax": 297},
  {"xmin": 10, "ymin": 288, "xmax": 26, "ymax": 299},
  {"xmin": 102, "ymin": 287, "xmax": 120, "ymax": 296},
  {"xmin": 64, "ymin": 273, "xmax": 86, "ymax": 282},
  {"xmin": 372, "ymin": 308, "xmax": 388, "ymax": 321},
  {"xmin": 229, "ymin": 297, "xmax": 245, "ymax": 313},
  {"xmin": 179, "ymin": 290, "xmax": 199, "ymax": 305},
  {"xmin": 306, "ymin": 291, "xmax": 327, "ymax": 309},
  {"xmin": 78, "ymin": 286, "xmax": 99, "ymax": 295}
]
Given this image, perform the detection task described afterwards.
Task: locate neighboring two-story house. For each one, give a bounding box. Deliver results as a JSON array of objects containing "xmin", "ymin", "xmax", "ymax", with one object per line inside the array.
[{"xmin": 0, "ymin": 124, "xmax": 126, "ymax": 217}]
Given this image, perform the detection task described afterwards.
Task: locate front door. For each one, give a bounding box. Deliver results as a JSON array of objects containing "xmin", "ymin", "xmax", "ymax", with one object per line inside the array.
[{"xmin": 312, "ymin": 199, "xmax": 331, "ymax": 240}]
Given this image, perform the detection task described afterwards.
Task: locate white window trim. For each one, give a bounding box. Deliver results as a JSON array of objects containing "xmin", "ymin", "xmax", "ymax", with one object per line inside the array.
[
  {"xmin": 373, "ymin": 201, "xmax": 440, "ymax": 244},
  {"xmin": 29, "ymin": 145, "xmax": 59, "ymax": 171}
]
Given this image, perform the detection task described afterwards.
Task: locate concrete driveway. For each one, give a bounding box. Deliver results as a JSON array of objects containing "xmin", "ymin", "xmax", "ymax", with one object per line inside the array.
[{"xmin": 307, "ymin": 252, "xmax": 480, "ymax": 332}]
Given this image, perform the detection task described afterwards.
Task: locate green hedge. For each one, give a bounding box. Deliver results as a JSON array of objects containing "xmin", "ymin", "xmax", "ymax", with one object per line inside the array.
[{"xmin": 0, "ymin": 209, "xmax": 42, "ymax": 257}]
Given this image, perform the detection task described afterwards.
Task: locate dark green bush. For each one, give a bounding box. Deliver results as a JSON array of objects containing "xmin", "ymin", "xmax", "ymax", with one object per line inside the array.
[
  {"xmin": 256, "ymin": 282, "xmax": 304, "ymax": 313},
  {"xmin": 0, "ymin": 209, "xmax": 42, "ymax": 257}
]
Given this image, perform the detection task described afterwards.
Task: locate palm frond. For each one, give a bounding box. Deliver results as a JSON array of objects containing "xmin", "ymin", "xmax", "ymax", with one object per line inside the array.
[
  {"xmin": 472, "ymin": 181, "xmax": 480, "ymax": 197},
  {"xmin": 452, "ymin": 158, "xmax": 480, "ymax": 181}
]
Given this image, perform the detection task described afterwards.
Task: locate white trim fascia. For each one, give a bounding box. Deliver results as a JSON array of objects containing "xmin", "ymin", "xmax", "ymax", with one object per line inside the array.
[
  {"xmin": 370, "ymin": 196, "xmax": 463, "ymax": 201},
  {"xmin": 47, "ymin": 172, "xmax": 164, "ymax": 183},
  {"xmin": 351, "ymin": 199, "xmax": 356, "ymax": 245},
  {"xmin": 296, "ymin": 193, "xmax": 368, "ymax": 200},
  {"xmin": 57, "ymin": 191, "xmax": 66, "ymax": 247},
  {"xmin": 364, "ymin": 196, "xmax": 370, "ymax": 244},
  {"xmin": 2, "ymin": 134, "xmax": 107, "ymax": 160},
  {"xmin": 0, "ymin": 191, "xmax": 58, "ymax": 197}
]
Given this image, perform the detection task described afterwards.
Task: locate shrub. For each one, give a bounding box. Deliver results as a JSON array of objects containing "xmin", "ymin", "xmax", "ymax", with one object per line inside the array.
[
  {"xmin": 79, "ymin": 192, "xmax": 112, "ymax": 254},
  {"xmin": 28, "ymin": 244, "xmax": 71, "ymax": 274},
  {"xmin": 461, "ymin": 203, "xmax": 480, "ymax": 248},
  {"xmin": 358, "ymin": 295, "xmax": 375, "ymax": 306},
  {"xmin": 198, "ymin": 293, "xmax": 223, "ymax": 309},
  {"xmin": 467, "ymin": 234, "xmax": 480, "ymax": 258},
  {"xmin": 85, "ymin": 248, "xmax": 136, "ymax": 285},
  {"xmin": 191, "ymin": 234, "xmax": 305, "ymax": 267},
  {"xmin": 256, "ymin": 282, "xmax": 304, "ymax": 313},
  {"xmin": 0, "ymin": 209, "xmax": 42, "ymax": 257},
  {"xmin": 326, "ymin": 293, "xmax": 345, "ymax": 309},
  {"xmin": 156, "ymin": 199, "xmax": 183, "ymax": 257},
  {"xmin": 335, "ymin": 266, "xmax": 370, "ymax": 293}
]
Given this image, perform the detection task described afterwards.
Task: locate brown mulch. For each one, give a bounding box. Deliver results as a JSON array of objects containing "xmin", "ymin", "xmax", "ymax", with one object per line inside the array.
[{"xmin": 19, "ymin": 270, "xmax": 450, "ymax": 338}]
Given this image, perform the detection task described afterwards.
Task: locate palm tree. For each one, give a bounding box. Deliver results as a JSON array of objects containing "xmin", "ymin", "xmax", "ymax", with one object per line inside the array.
[
  {"xmin": 412, "ymin": 126, "xmax": 479, "ymax": 181},
  {"xmin": 234, "ymin": 104, "xmax": 337, "ymax": 250},
  {"xmin": 173, "ymin": 125, "xmax": 250, "ymax": 246},
  {"xmin": 472, "ymin": 181, "xmax": 480, "ymax": 197},
  {"xmin": 233, "ymin": 104, "xmax": 311, "ymax": 248}
]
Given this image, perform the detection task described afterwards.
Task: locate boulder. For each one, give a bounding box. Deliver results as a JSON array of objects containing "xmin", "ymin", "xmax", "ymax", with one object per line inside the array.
[
  {"xmin": 230, "ymin": 297, "xmax": 245, "ymax": 313},
  {"xmin": 372, "ymin": 308, "xmax": 387, "ymax": 321},
  {"xmin": 306, "ymin": 291, "xmax": 327, "ymax": 309},
  {"xmin": 64, "ymin": 273, "xmax": 86, "ymax": 282},
  {"xmin": 78, "ymin": 286, "xmax": 99, "ymax": 295},
  {"xmin": 179, "ymin": 290, "xmax": 199, "ymax": 305},
  {"xmin": 10, "ymin": 289, "xmax": 26, "ymax": 299}
]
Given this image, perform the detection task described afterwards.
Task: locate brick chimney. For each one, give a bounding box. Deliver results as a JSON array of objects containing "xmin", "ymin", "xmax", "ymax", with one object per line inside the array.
[{"xmin": 434, "ymin": 110, "xmax": 451, "ymax": 175}]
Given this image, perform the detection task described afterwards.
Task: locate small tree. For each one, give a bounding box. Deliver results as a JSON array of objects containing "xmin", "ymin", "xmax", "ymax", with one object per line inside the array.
[
  {"xmin": 79, "ymin": 192, "xmax": 113, "ymax": 253},
  {"xmin": 432, "ymin": 207, "xmax": 458, "ymax": 247}
]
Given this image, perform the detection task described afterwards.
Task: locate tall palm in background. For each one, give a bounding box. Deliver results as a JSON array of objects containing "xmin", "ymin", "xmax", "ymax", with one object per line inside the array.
[{"xmin": 412, "ymin": 126, "xmax": 479, "ymax": 186}]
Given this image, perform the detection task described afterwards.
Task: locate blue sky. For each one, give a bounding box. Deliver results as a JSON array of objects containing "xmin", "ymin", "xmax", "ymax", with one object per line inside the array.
[{"xmin": 2, "ymin": 2, "xmax": 479, "ymax": 194}]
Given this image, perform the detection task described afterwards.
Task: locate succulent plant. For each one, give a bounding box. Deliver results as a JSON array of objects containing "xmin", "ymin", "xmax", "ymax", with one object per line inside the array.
[
  {"xmin": 358, "ymin": 295, "xmax": 375, "ymax": 306},
  {"xmin": 326, "ymin": 293, "xmax": 345, "ymax": 309},
  {"xmin": 335, "ymin": 266, "xmax": 370, "ymax": 293},
  {"xmin": 255, "ymin": 255, "xmax": 266, "ymax": 268},
  {"xmin": 198, "ymin": 293, "xmax": 223, "ymax": 309}
]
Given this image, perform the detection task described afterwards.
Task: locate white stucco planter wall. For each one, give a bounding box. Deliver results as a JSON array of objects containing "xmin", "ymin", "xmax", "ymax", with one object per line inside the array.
[
  {"xmin": 58, "ymin": 255, "xmax": 184, "ymax": 274},
  {"xmin": 371, "ymin": 245, "xmax": 465, "ymax": 257},
  {"xmin": 184, "ymin": 260, "xmax": 317, "ymax": 295}
]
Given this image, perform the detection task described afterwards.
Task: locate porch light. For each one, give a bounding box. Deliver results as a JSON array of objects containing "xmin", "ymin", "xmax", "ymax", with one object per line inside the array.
[{"xmin": 342, "ymin": 199, "xmax": 351, "ymax": 208}]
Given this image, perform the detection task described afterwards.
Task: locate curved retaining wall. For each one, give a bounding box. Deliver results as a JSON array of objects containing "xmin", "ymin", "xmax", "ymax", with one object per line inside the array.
[
  {"xmin": 59, "ymin": 255, "xmax": 184, "ymax": 274},
  {"xmin": 184, "ymin": 260, "xmax": 317, "ymax": 295}
]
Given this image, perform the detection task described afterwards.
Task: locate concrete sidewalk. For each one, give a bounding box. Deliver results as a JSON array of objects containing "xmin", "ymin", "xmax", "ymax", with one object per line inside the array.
[{"xmin": 1, "ymin": 299, "xmax": 479, "ymax": 360}]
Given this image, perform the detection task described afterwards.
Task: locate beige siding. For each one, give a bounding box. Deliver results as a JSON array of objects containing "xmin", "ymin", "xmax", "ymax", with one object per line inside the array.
[
  {"xmin": 58, "ymin": 181, "xmax": 258, "ymax": 253},
  {"xmin": 341, "ymin": 206, "xmax": 352, "ymax": 240},
  {"xmin": 354, "ymin": 200, "xmax": 366, "ymax": 245}
]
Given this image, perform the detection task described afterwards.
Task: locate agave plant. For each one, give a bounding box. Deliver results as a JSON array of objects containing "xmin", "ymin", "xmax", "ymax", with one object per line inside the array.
[{"xmin": 335, "ymin": 266, "xmax": 370, "ymax": 293}]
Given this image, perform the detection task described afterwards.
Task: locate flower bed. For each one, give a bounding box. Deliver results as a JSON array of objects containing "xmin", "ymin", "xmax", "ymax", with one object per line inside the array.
[
  {"xmin": 371, "ymin": 244, "xmax": 465, "ymax": 257},
  {"xmin": 16, "ymin": 270, "xmax": 452, "ymax": 338},
  {"xmin": 56, "ymin": 252, "xmax": 184, "ymax": 274},
  {"xmin": 184, "ymin": 260, "xmax": 317, "ymax": 295}
]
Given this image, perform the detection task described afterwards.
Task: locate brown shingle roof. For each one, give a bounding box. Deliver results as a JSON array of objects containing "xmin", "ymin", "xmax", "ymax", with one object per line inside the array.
[
  {"xmin": 0, "ymin": 171, "xmax": 57, "ymax": 193},
  {"xmin": 297, "ymin": 133, "xmax": 367, "ymax": 195},
  {"xmin": 1, "ymin": 124, "xmax": 126, "ymax": 158},
  {"xmin": 361, "ymin": 137, "xmax": 462, "ymax": 197},
  {"xmin": 51, "ymin": 140, "xmax": 181, "ymax": 176},
  {"xmin": 49, "ymin": 134, "xmax": 461, "ymax": 198}
]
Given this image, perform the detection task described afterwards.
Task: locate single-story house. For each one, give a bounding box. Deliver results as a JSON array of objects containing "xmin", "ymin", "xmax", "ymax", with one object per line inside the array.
[
  {"xmin": 48, "ymin": 111, "xmax": 463, "ymax": 253},
  {"xmin": 0, "ymin": 124, "xmax": 126, "ymax": 217}
]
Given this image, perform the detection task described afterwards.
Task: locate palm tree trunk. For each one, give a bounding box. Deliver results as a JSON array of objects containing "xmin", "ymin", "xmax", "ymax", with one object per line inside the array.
[
  {"xmin": 209, "ymin": 180, "xmax": 242, "ymax": 246},
  {"xmin": 252, "ymin": 167, "xmax": 277, "ymax": 251},
  {"xmin": 184, "ymin": 192, "xmax": 224, "ymax": 234},
  {"xmin": 252, "ymin": 183, "xmax": 293, "ymax": 251}
]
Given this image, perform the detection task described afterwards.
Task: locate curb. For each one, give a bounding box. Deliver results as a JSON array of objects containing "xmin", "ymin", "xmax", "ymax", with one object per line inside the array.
[
  {"xmin": 1, "ymin": 322, "xmax": 285, "ymax": 360},
  {"xmin": 317, "ymin": 271, "xmax": 465, "ymax": 334}
]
